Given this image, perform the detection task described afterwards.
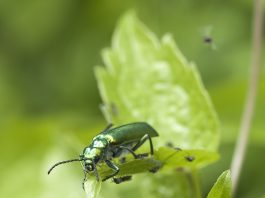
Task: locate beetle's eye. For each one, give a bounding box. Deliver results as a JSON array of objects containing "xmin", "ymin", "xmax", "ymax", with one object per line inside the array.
[{"xmin": 85, "ymin": 164, "xmax": 93, "ymax": 171}]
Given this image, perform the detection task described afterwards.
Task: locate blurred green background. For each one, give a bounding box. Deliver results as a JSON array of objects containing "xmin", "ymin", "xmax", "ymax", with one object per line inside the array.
[{"xmin": 0, "ymin": 0, "xmax": 264, "ymax": 197}]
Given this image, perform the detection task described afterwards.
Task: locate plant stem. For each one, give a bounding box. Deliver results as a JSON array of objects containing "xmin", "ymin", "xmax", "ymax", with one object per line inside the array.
[
  {"xmin": 185, "ymin": 169, "xmax": 201, "ymax": 198},
  {"xmin": 230, "ymin": 0, "xmax": 263, "ymax": 195}
]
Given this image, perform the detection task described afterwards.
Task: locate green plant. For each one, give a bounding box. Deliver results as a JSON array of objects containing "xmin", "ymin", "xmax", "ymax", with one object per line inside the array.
[{"xmin": 85, "ymin": 11, "xmax": 232, "ymax": 198}]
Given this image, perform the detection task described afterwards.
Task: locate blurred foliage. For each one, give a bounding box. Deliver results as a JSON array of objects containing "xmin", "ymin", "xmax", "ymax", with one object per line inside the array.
[{"xmin": 0, "ymin": 0, "xmax": 264, "ymax": 198}]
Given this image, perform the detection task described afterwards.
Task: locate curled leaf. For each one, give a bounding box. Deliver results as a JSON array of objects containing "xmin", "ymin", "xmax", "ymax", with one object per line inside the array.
[
  {"xmin": 84, "ymin": 179, "xmax": 102, "ymax": 198},
  {"xmin": 155, "ymin": 147, "xmax": 219, "ymax": 169}
]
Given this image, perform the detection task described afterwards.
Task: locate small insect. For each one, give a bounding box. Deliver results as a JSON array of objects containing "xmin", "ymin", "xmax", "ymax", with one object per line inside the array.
[
  {"xmin": 48, "ymin": 122, "xmax": 159, "ymax": 188},
  {"xmin": 200, "ymin": 26, "xmax": 217, "ymax": 50},
  {"xmin": 203, "ymin": 36, "xmax": 213, "ymax": 44}
]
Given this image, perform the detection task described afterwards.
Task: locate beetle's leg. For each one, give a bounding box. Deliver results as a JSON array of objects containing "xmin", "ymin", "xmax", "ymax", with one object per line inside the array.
[
  {"xmin": 82, "ymin": 171, "xmax": 88, "ymax": 190},
  {"xmin": 117, "ymin": 146, "xmax": 138, "ymax": 159},
  {"xmin": 132, "ymin": 134, "xmax": 154, "ymax": 155},
  {"xmin": 113, "ymin": 175, "xmax": 132, "ymax": 184},
  {"xmin": 110, "ymin": 145, "xmax": 137, "ymax": 159},
  {"xmin": 102, "ymin": 160, "xmax": 119, "ymax": 181}
]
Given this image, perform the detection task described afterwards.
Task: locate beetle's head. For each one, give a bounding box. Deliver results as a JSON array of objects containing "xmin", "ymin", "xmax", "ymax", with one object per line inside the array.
[
  {"xmin": 80, "ymin": 149, "xmax": 102, "ymax": 173},
  {"xmin": 81, "ymin": 158, "xmax": 94, "ymax": 171},
  {"xmin": 47, "ymin": 138, "xmax": 108, "ymax": 175}
]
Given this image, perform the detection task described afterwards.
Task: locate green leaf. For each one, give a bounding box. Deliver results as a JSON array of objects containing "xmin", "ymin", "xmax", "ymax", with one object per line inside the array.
[
  {"xmin": 93, "ymin": 147, "xmax": 217, "ymax": 184},
  {"xmin": 207, "ymin": 170, "xmax": 232, "ymax": 198},
  {"xmin": 155, "ymin": 147, "xmax": 219, "ymax": 169},
  {"xmin": 94, "ymin": 11, "xmax": 221, "ymax": 198},
  {"xmin": 95, "ymin": 11, "xmax": 220, "ymax": 151},
  {"xmin": 98, "ymin": 157, "xmax": 162, "ymax": 179}
]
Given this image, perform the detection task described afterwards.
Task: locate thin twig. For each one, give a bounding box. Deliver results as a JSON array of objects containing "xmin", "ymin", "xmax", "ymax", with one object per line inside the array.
[{"xmin": 231, "ymin": 0, "xmax": 263, "ymax": 195}]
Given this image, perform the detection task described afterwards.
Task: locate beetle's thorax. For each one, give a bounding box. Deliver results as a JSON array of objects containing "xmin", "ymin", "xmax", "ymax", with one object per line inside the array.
[
  {"xmin": 93, "ymin": 134, "xmax": 114, "ymax": 143},
  {"xmin": 83, "ymin": 147, "xmax": 101, "ymax": 159},
  {"xmin": 82, "ymin": 137, "xmax": 109, "ymax": 162}
]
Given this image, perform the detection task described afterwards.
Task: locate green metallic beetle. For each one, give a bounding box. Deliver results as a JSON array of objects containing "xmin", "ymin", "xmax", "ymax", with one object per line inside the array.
[{"xmin": 48, "ymin": 122, "xmax": 159, "ymax": 187}]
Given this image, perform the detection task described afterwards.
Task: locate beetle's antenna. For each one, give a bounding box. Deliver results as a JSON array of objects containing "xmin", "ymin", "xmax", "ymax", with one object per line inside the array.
[{"xmin": 48, "ymin": 159, "xmax": 83, "ymax": 175}]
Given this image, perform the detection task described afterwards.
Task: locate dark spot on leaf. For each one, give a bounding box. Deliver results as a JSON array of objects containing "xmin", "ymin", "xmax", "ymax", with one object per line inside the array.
[
  {"xmin": 166, "ymin": 142, "xmax": 174, "ymax": 147},
  {"xmin": 174, "ymin": 147, "xmax": 182, "ymax": 151},
  {"xmin": 119, "ymin": 157, "xmax": 126, "ymax": 164},
  {"xmin": 113, "ymin": 175, "xmax": 132, "ymax": 184},
  {"xmin": 149, "ymin": 166, "xmax": 161, "ymax": 173},
  {"xmin": 176, "ymin": 167, "xmax": 185, "ymax": 172},
  {"xmin": 185, "ymin": 156, "xmax": 195, "ymax": 162},
  {"xmin": 166, "ymin": 142, "xmax": 182, "ymax": 151}
]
